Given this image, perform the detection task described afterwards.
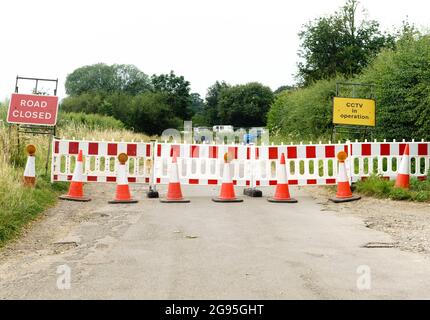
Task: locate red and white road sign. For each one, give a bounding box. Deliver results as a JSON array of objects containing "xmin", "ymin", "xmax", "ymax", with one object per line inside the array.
[{"xmin": 7, "ymin": 93, "xmax": 59, "ymax": 126}]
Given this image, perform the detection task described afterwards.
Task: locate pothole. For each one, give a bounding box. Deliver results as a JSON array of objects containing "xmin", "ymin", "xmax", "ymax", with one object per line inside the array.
[{"xmin": 361, "ymin": 242, "xmax": 398, "ymax": 248}]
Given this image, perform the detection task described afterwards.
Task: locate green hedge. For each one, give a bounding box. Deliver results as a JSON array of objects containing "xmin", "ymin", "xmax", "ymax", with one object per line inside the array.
[
  {"xmin": 58, "ymin": 112, "xmax": 125, "ymax": 131},
  {"xmin": 268, "ymin": 32, "xmax": 430, "ymax": 141},
  {"xmin": 267, "ymin": 79, "xmax": 337, "ymax": 141}
]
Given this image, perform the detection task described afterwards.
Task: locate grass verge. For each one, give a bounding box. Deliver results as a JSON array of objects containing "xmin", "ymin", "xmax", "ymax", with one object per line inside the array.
[
  {"xmin": 0, "ymin": 104, "xmax": 149, "ymax": 247},
  {"xmin": 355, "ymin": 174, "xmax": 430, "ymax": 202}
]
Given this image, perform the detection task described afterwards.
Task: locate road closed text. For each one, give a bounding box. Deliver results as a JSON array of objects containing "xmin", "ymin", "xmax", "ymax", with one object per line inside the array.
[{"xmin": 7, "ymin": 93, "xmax": 59, "ymax": 126}]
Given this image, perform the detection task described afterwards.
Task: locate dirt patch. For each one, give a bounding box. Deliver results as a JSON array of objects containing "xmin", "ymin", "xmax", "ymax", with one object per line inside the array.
[{"xmin": 311, "ymin": 187, "xmax": 430, "ymax": 256}]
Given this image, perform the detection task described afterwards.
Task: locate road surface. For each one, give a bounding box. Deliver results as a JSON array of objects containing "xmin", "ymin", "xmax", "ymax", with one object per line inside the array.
[{"xmin": 1, "ymin": 184, "xmax": 430, "ymax": 299}]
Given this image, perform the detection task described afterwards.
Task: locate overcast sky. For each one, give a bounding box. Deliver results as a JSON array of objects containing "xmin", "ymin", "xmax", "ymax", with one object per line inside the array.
[{"xmin": 0, "ymin": 0, "xmax": 429, "ymax": 100}]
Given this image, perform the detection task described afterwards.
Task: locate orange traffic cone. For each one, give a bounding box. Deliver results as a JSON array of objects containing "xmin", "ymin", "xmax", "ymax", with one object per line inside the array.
[
  {"xmin": 212, "ymin": 152, "xmax": 243, "ymax": 203},
  {"xmin": 160, "ymin": 152, "xmax": 189, "ymax": 203},
  {"xmin": 23, "ymin": 144, "xmax": 36, "ymax": 187},
  {"xmin": 109, "ymin": 153, "xmax": 138, "ymax": 204},
  {"xmin": 329, "ymin": 151, "xmax": 361, "ymax": 203},
  {"xmin": 268, "ymin": 153, "xmax": 297, "ymax": 203},
  {"xmin": 395, "ymin": 144, "xmax": 410, "ymax": 189},
  {"xmin": 59, "ymin": 150, "xmax": 91, "ymax": 202}
]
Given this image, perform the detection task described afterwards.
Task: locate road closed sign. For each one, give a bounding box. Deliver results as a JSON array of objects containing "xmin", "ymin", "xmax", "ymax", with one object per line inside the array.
[
  {"xmin": 332, "ymin": 97, "xmax": 375, "ymax": 127},
  {"xmin": 7, "ymin": 93, "xmax": 59, "ymax": 126}
]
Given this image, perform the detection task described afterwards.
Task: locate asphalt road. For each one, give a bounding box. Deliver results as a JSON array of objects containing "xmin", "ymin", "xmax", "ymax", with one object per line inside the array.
[{"xmin": 1, "ymin": 184, "xmax": 430, "ymax": 299}]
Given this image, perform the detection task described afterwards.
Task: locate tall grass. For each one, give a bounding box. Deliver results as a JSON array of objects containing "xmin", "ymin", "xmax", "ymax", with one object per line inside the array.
[
  {"xmin": 0, "ymin": 103, "xmax": 149, "ymax": 246},
  {"xmin": 355, "ymin": 174, "xmax": 430, "ymax": 202}
]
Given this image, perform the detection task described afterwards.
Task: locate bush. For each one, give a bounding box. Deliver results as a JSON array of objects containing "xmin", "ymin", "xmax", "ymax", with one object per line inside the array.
[
  {"xmin": 355, "ymin": 175, "xmax": 430, "ymax": 202},
  {"xmin": 268, "ymin": 31, "xmax": 430, "ymax": 142},
  {"xmin": 61, "ymin": 91, "xmax": 182, "ymax": 135},
  {"xmin": 217, "ymin": 82, "xmax": 274, "ymax": 127},
  {"xmin": 267, "ymin": 79, "xmax": 337, "ymax": 141},
  {"xmin": 58, "ymin": 112, "xmax": 125, "ymax": 131},
  {"xmin": 357, "ymin": 33, "xmax": 430, "ymax": 140}
]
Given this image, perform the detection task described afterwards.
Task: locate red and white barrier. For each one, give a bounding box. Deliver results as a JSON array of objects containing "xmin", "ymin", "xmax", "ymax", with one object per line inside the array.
[
  {"xmin": 252, "ymin": 143, "xmax": 349, "ymax": 186},
  {"xmin": 51, "ymin": 138, "xmax": 430, "ymax": 187},
  {"xmin": 349, "ymin": 139, "xmax": 429, "ymax": 182},
  {"xmin": 153, "ymin": 142, "xmax": 252, "ymax": 186},
  {"xmin": 51, "ymin": 138, "xmax": 153, "ymax": 183}
]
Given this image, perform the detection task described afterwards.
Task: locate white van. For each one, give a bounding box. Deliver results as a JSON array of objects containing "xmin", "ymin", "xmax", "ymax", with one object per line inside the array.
[{"xmin": 212, "ymin": 125, "xmax": 234, "ymax": 133}]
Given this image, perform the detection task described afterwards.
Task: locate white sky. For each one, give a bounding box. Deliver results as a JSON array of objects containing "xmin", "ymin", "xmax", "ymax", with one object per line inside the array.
[{"xmin": 0, "ymin": 0, "xmax": 429, "ymax": 101}]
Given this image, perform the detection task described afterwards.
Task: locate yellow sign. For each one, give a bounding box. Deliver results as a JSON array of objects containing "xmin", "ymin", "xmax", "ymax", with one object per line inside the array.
[{"xmin": 333, "ymin": 97, "xmax": 375, "ymax": 127}]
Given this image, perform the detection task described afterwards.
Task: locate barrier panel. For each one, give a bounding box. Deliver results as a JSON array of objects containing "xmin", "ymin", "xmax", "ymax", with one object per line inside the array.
[
  {"xmin": 153, "ymin": 143, "xmax": 253, "ymax": 186},
  {"xmin": 350, "ymin": 139, "xmax": 430, "ymax": 182},
  {"xmin": 252, "ymin": 143, "xmax": 349, "ymax": 186},
  {"xmin": 51, "ymin": 138, "xmax": 153, "ymax": 183},
  {"xmin": 51, "ymin": 138, "xmax": 430, "ymax": 186}
]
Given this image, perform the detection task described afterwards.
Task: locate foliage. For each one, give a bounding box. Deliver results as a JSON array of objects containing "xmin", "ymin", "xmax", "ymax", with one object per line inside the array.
[
  {"xmin": 357, "ymin": 32, "xmax": 430, "ymax": 140},
  {"xmin": 0, "ymin": 103, "xmax": 150, "ymax": 246},
  {"xmin": 217, "ymin": 82, "xmax": 274, "ymax": 127},
  {"xmin": 202, "ymin": 81, "xmax": 231, "ymax": 125},
  {"xmin": 270, "ymin": 28, "xmax": 430, "ymax": 142},
  {"xmin": 151, "ymin": 71, "xmax": 192, "ymax": 119},
  {"xmin": 57, "ymin": 112, "xmax": 125, "ymax": 131},
  {"xmin": 63, "ymin": 66, "xmax": 192, "ymax": 134},
  {"xmin": 61, "ymin": 91, "xmax": 182, "ymax": 135},
  {"xmin": 267, "ymin": 78, "xmax": 337, "ymax": 141},
  {"xmin": 355, "ymin": 175, "xmax": 430, "ymax": 202},
  {"xmin": 190, "ymin": 93, "xmax": 205, "ymax": 114},
  {"xmin": 274, "ymin": 85, "xmax": 295, "ymax": 95},
  {"xmin": 128, "ymin": 92, "xmax": 182, "ymax": 134},
  {"xmin": 65, "ymin": 63, "xmax": 151, "ymax": 96},
  {"xmin": 297, "ymin": 0, "xmax": 395, "ymax": 85}
]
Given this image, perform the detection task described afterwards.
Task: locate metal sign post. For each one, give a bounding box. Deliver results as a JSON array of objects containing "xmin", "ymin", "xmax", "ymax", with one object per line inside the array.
[
  {"xmin": 331, "ymin": 82, "xmax": 376, "ymax": 142},
  {"xmin": 11, "ymin": 76, "xmax": 59, "ymax": 175}
]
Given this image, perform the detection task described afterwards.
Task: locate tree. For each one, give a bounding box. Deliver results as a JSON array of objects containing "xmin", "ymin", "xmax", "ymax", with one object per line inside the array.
[
  {"xmin": 129, "ymin": 92, "xmax": 181, "ymax": 135},
  {"xmin": 190, "ymin": 93, "xmax": 204, "ymax": 114},
  {"xmin": 151, "ymin": 71, "xmax": 192, "ymax": 119},
  {"xmin": 274, "ymin": 85, "xmax": 295, "ymax": 95},
  {"xmin": 297, "ymin": 0, "xmax": 395, "ymax": 85},
  {"xmin": 358, "ymin": 31, "xmax": 430, "ymax": 140},
  {"xmin": 65, "ymin": 63, "xmax": 151, "ymax": 96},
  {"xmin": 203, "ymin": 81, "xmax": 230, "ymax": 125},
  {"xmin": 267, "ymin": 79, "xmax": 337, "ymax": 140},
  {"xmin": 217, "ymin": 82, "xmax": 274, "ymax": 127}
]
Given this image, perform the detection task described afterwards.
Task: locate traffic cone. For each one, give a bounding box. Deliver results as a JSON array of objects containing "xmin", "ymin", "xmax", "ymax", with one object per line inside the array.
[
  {"xmin": 23, "ymin": 144, "xmax": 36, "ymax": 187},
  {"xmin": 212, "ymin": 152, "xmax": 243, "ymax": 203},
  {"xmin": 268, "ymin": 153, "xmax": 297, "ymax": 203},
  {"xmin": 59, "ymin": 150, "xmax": 91, "ymax": 202},
  {"xmin": 109, "ymin": 153, "xmax": 138, "ymax": 204},
  {"xmin": 395, "ymin": 144, "xmax": 410, "ymax": 189},
  {"xmin": 160, "ymin": 152, "xmax": 189, "ymax": 203},
  {"xmin": 329, "ymin": 151, "xmax": 361, "ymax": 203}
]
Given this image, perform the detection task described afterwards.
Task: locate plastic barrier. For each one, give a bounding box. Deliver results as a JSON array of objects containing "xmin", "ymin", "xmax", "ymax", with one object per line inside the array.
[
  {"xmin": 349, "ymin": 139, "xmax": 430, "ymax": 182},
  {"xmin": 153, "ymin": 142, "xmax": 253, "ymax": 186},
  {"xmin": 251, "ymin": 143, "xmax": 349, "ymax": 186},
  {"xmin": 51, "ymin": 138, "xmax": 430, "ymax": 187},
  {"xmin": 51, "ymin": 138, "xmax": 153, "ymax": 183}
]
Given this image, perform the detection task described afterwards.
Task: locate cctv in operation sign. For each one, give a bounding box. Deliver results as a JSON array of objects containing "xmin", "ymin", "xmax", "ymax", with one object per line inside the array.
[
  {"xmin": 7, "ymin": 93, "xmax": 59, "ymax": 126},
  {"xmin": 332, "ymin": 97, "xmax": 375, "ymax": 127}
]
